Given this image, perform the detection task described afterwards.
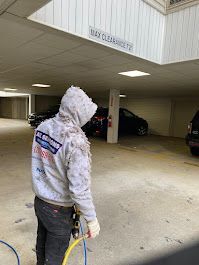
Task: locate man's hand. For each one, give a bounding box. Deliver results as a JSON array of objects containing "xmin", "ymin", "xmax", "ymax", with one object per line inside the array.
[{"xmin": 87, "ymin": 218, "xmax": 100, "ymax": 238}]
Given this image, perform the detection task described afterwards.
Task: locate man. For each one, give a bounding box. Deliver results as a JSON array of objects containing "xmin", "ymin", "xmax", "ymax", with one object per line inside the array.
[{"xmin": 32, "ymin": 86, "xmax": 100, "ymax": 265}]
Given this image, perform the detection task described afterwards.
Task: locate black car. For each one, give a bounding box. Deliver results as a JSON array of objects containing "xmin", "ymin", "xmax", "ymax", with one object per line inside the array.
[
  {"xmin": 186, "ymin": 110, "xmax": 199, "ymax": 155},
  {"xmin": 83, "ymin": 107, "xmax": 148, "ymax": 137},
  {"xmin": 28, "ymin": 105, "xmax": 60, "ymax": 127}
]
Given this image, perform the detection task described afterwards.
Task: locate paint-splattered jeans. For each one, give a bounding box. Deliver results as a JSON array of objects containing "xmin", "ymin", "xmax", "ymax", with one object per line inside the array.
[{"xmin": 34, "ymin": 196, "xmax": 73, "ymax": 265}]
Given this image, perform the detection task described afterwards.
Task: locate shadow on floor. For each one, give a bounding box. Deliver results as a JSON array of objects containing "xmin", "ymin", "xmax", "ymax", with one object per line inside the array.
[{"xmin": 119, "ymin": 241, "xmax": 199, "ymax": 265}]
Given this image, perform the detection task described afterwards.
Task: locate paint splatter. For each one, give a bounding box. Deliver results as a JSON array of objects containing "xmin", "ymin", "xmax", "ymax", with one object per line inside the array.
[
  {"xmin": 87, "ymin": 247, "xmax": 93, "ymax": 252},
  {"xmin": 15, "ymin": 218, "xmax": 26, "ymax": 223},
  {"xmin": 165, "ymin": 237, "xmax": 183, "ymax": 244},
  {"xmin": 25, "ymin": 203, "xmax": 34, "ymax": 208}
]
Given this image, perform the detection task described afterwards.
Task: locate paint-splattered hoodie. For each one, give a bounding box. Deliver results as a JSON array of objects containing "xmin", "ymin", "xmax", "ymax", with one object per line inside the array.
[{"xmin": 32, "ymin": 86, "xmax": 98, "ymax": 221}]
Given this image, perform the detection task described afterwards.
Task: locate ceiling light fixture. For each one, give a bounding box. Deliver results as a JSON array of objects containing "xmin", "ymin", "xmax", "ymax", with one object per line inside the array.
[
  {"xmin": 120, "ymin": 94, "xmax": 127, "ymax": 98},
  {"xmin": 32, "ymin": 84, "xmax": 51, "ymax": 88},
  {"xmin": 4, "ymin": 88, "xmax": 18, "ymax": 91},
  {"xmin": 118, "ymin": 70, "xmax": 150, "ymax": 77},
  {"xmin": 0, "ymin": 91, "xmax": 28, "ymax": 97}
]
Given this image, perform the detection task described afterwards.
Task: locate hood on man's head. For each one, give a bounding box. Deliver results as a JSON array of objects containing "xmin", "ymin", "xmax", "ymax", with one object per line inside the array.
[{"xmin": 59, "ymin": 86, "xmax": 98, "ymax": 127}]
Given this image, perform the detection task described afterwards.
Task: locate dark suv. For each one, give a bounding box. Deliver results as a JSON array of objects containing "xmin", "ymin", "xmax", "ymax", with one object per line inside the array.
[
  {"xmin": 28, "ymin": 105, "xmax": 60, "ymax": 127},
  {"xmin": 83, "ymin": 107, "xmax": 148, "ymax": 137},
  {"xmin": 186, "ymin": 111, "xmax": 199, "ymax": 155}
]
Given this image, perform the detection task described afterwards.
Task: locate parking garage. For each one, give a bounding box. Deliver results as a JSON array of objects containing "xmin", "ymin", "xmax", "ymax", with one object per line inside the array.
[{"xmin": 0, "ymin": 0, "xmax": 199, "ymax": 265}]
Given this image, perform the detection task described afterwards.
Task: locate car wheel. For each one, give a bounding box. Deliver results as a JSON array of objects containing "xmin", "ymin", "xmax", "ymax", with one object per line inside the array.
[
  {"xmin": 136, "ymin": 126, "xmax": 147, "ymax": 136},
  {"xmin": 190, "ymin": 147, "xmax": 199, "ymax": 156}
]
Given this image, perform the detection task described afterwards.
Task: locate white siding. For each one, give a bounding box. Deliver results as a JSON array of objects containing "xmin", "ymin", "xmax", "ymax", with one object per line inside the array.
[
  {"xmin": 143, "ymin": 0, "xmax": 166, "ymax": 14},
  {"xmin": 171, "ymin": 100, "xmax": 199, "ymax": 138},
  {"xmin": 162, "ymin": 4, "xmax": 199, "ymax": 63},
  {"xmin": 29, "ymin": 0, "xmax": 165, "ymax": 63},
  {"xmin": 29, "ymin": 0, "xmax": 199, "ymax": 64}
]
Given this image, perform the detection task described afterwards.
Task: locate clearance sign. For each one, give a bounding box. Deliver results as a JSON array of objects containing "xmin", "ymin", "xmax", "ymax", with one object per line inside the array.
[{"xmin": 89, "ymin": 26, "xmax": 133, "ymax": 53}]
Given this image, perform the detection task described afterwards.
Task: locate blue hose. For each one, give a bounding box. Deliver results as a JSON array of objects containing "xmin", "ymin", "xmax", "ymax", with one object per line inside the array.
[
  {"xmin": 0, "ymin": 240, "xmax": 20, "ymax": 265},
  {"xmin": 80, "ymin": 221, "xmax": 87, "ymax": 265}
]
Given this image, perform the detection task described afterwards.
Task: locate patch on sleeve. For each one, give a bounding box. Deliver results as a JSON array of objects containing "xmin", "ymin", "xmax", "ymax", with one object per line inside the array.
[{"xmin": 35, "ymin": 130, "xmax": 62, "ymax": 154}]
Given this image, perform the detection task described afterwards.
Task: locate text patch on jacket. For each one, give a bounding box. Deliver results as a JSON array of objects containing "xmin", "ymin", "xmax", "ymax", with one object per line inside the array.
[{"xmin": 35, "ymin": 130, "xmax": 62, "ymax": 154}]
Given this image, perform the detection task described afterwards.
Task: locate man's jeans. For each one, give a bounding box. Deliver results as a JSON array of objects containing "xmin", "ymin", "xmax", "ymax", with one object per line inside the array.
[{"xmin": 34, "ymin": 197, "xmax": 73, "ymax": 265}]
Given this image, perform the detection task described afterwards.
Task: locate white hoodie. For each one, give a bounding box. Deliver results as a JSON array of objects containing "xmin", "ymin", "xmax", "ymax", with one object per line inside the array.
[{"xmin": 32, "ymin": 86, "xmax": 97, "ymax": 221}]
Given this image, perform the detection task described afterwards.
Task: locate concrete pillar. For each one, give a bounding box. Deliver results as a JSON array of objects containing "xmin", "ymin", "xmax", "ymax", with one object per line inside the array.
[
  {"xmin": 29, "ymin": 94, "xmax": 35, "ymax": 115},
  {"xmin": 25, "ymin": 97, "xmax": 29, "ymax": 119},
  {"xmin": 107, "ymin": 89, "xmax": 120, "ymax": 143}
]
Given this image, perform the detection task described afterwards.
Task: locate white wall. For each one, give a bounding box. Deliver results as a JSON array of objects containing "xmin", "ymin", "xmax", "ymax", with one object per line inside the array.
[
  {"xmin": 0, "ymin": 96, "xmax": 61, "ymax": 118},
  {"xmin": 0, "ymin": 98, "xmax": 12, "ymax": 118},
  {"xmin": 121, "ymin": 98, "xmax": 172, "ymax": 136},
  {"xmin": 29, "ymin": 0, "xmax": 199, "ymax": 65},
  {"xmin": 95, "ymin": 96, "xmax": 171, "ymax": 136},
  {"xmin": 162, "ymin": 3, "xmax": 199, "ymax": 63},
  {"xmin": 12, "ymin": 98, "xmax": 27, "ymax": 119},
  {"xmin": 143, "ymin": 0, "xmax": 166, "ymax": 14},
  {"xmin": 35, "ymin": 95, "xmax": 61, "ymax": 112},
  {"xmin": 0, "ymin": 97, "xmax": 27, "ymax": 119},
  {"xmin": 29, "ymin": 0, "xmax": 165, "ymax": 63},
  {"xmin": 170, "ymin": 99, "xmax": 199, "ymax": 138}
]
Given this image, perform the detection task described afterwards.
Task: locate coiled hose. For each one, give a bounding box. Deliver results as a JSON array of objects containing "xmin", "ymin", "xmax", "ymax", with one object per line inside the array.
[
  {"xmin": 80, "ymin": 222, "xmax": 87, "ymax": 265},
  {"xmin": 0, "ymin": 240, "xmax": 20, "ymax": 265},
  {"xmin": 62, "ymin": 220, "xmax": 88, "ymax": 265},
  {"xmin": 0, "ymin": 221, "xmax": 87, "ymax": 265}
]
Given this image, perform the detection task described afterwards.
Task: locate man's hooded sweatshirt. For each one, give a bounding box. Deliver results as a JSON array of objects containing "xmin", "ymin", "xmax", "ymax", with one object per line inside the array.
[{"xmin": 32, "ymin": 86, "xmax": 97, "ymax": 221}]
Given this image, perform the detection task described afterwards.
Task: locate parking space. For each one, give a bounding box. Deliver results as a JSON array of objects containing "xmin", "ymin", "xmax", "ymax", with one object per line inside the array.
[
  {"xmin": 1, "ymin": 119, "xmax": 199, "ymax": 264},
  {"xmin": 119, "ymin": 135, "xmax": 199, "ymax": 163}
]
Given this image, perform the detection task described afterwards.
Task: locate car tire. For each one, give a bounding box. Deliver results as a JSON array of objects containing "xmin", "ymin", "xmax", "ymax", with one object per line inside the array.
[
  {"xmin": 136, "ymin": 126, "xmax": 147, "ymax": 136},
  {"xmin": 190, "ymin": 147, "xmax": 199, "ymax": 156}
]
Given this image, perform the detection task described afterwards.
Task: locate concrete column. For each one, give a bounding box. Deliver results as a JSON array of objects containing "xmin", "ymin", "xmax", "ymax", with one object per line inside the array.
[
  {"xmin": 107, "ymin": 89, "xmax": 120, "ymax": 143},
  {"xmin": 29, "ymin": 94, "xmax": 35, "ymax": 115},
  {"xmin": 25, "ymin": 97, "xmax": 29, "ymax": 119}
]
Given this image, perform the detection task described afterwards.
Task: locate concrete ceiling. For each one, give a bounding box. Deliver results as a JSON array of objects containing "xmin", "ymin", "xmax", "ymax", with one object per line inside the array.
[
  {"xmin": 0, "ymin": 2, "xmax": 198, "ymax": 98},
  {"xmin": 0, "ymin": 0, "xmax": 51, "ymax": 17}
]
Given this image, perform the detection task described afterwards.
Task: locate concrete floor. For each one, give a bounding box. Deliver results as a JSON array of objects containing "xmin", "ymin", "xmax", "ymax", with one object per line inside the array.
[{"xmin": 0, "ymin": 118, "xmax": 199, "ymax": 265}]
